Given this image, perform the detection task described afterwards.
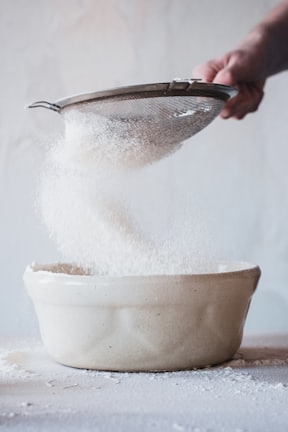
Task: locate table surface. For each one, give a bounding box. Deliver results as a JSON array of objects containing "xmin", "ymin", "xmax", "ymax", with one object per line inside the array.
[{"xmin": 1, "ymin": 333, "xmax": 288, "ymax": 432}]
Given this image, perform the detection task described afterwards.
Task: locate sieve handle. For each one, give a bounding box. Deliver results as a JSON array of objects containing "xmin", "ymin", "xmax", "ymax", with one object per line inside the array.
[{"xmin": 26, "ymin": 101, "xmax": 60, "ymax": 112}]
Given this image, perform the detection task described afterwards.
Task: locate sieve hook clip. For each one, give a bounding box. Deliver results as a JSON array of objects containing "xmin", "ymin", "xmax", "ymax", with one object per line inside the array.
[
  {"xmin": 26, "ymin": 101, "xmax": 61, "ymax": 112},
  {"xmin": 168, "ymin": 78, "xmax": 201, "ymax": 92}
]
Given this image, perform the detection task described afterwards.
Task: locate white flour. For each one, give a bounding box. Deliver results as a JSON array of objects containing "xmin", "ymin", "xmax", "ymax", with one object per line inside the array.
[
  {"xmin": 38, "ymin": 110, "xmax": 215, "ymax": 275},
  {"xmin": 1, "ymin": 337, "xmax": 288, "ymax": 432},
  {"xmin": 56, "ymin": 110, "xmax": 184, "ymax": 170},
  {"xmin": 1, "ymin": 341, "xmax": 288, "ymax": 430}
]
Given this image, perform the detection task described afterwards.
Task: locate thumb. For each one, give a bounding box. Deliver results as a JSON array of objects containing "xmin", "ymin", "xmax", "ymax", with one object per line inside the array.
[
  {"xmin": 192, "ymin": 62, "xmax": 219, "ymax": 82},
  {"xmin": 213, "ymin": 68, "xmax": 236, "ymax": 86}
]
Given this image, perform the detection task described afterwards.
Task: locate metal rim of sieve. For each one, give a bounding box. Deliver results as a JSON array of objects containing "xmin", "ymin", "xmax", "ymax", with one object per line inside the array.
[{"xmin": 27, "ymin": 79, "xmax": 238, "ymax": 113}]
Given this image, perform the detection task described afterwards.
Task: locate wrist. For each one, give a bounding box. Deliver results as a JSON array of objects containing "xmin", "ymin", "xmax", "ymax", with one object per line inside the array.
[
  {"xmin": 251, "ymin": 19, "xmax": 288, "ymax": 76},
  {"xmin": 241, "ymin": 24, "xmax": 271, "ymax": 78}
]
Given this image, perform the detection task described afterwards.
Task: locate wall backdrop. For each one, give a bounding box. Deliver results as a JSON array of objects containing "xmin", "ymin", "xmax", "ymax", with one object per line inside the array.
[{"xmin": 1, "ymin": 0, "xmax": 288, "ymax": 336}]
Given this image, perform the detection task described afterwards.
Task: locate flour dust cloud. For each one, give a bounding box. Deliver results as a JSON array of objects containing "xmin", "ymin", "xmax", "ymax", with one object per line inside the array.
[{"xmin": 38, "ymin": 110, "xmax": 216, "ymax": 276}]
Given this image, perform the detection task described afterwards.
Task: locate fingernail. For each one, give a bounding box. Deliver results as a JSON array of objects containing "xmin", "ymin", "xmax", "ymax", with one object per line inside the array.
[{"xmin": 220, "ymin": 110, "xmax": 230, "ymax": 119}]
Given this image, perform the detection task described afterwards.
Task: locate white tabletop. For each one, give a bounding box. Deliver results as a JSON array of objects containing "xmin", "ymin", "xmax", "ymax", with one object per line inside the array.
[{"xmin": 1, "ymin": 333, "xmax": 288, "ymax": 432}]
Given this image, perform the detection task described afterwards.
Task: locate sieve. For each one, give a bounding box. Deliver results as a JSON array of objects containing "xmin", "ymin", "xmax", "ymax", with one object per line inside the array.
[{"xmin": 28, "ymin": 79, "xmax": 237, "ymax": 149}]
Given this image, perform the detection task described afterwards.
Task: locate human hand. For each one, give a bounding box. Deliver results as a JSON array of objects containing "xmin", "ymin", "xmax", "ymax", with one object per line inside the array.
[
  {"xmin": 193, "ymin": 2, "xmax": 288, "ymax": 119},
  {"xmin": 193, "ymin": 47, "xmax": 266, "ymax": 119}
]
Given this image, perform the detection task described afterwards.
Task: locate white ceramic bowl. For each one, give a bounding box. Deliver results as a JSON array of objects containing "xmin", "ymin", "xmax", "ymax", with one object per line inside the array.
[{"xmin": 24, "ymin": 261, "xmax": 260, "ymax": 371}]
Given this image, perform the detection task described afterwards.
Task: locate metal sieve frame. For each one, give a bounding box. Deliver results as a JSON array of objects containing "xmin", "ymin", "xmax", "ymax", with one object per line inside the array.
[{"xmin": 27, "ymin": 79, "xmax": 237, "ymax": 113}]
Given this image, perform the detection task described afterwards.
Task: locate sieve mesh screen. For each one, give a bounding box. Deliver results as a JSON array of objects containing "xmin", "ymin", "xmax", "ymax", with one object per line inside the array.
[{"xmin": 65, "ymin": 95, "xmax": 225, "ymax": 147}]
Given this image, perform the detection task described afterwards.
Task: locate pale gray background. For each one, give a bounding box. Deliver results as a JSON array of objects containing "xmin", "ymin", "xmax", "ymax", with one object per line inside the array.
[{"xmin": 1, "ymin": 0, "xmax": 288, "ymax": 336}]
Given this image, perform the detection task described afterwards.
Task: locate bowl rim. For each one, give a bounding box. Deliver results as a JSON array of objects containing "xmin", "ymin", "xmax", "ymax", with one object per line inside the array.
[{"xmin": 23, "ymin": 260, "xmax": 261, "ymax": 284}]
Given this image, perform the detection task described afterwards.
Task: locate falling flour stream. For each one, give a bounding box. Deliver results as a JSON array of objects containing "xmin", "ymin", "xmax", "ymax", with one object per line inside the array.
[{"xmin": 38, "ymin": 110, "xmax": 215, "ymax": 275}]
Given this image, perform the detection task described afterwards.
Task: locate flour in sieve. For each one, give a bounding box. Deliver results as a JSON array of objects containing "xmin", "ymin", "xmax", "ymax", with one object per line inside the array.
[
  {"xmin": 38, "ymin": 110, "xmax": 216, "ymax": 275},
  {"xmin": 56, "ymin": 110, "xmax": 184, "ymax": 170}
]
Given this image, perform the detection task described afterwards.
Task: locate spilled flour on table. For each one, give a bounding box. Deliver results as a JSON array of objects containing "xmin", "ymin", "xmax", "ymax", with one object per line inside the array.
[
  {"xmin": 1, "ymin": 340, "xmax": 288, "ymax": 382},
  {"xmin": 38, "ymin": 110, "xmax": 216, "ymax": 275},
  {"xmin": 1, "ymin": 340, "xmax": 288, "ymax": 430}
]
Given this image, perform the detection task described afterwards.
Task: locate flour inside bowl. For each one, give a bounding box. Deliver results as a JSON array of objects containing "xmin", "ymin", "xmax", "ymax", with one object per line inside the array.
[{"xmin": 38, "ymin": 110, "xmax": 216, "ymax": 276}]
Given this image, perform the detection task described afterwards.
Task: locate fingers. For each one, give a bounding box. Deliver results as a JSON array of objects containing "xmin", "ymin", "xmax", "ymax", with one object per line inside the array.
[
  {"xmin": 193, "ymin": 59, "xmax": 265, "ymax": 119},
  {"xmin": 220, "ymin": 81, "xmax": 265, "ymax": 119}
]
